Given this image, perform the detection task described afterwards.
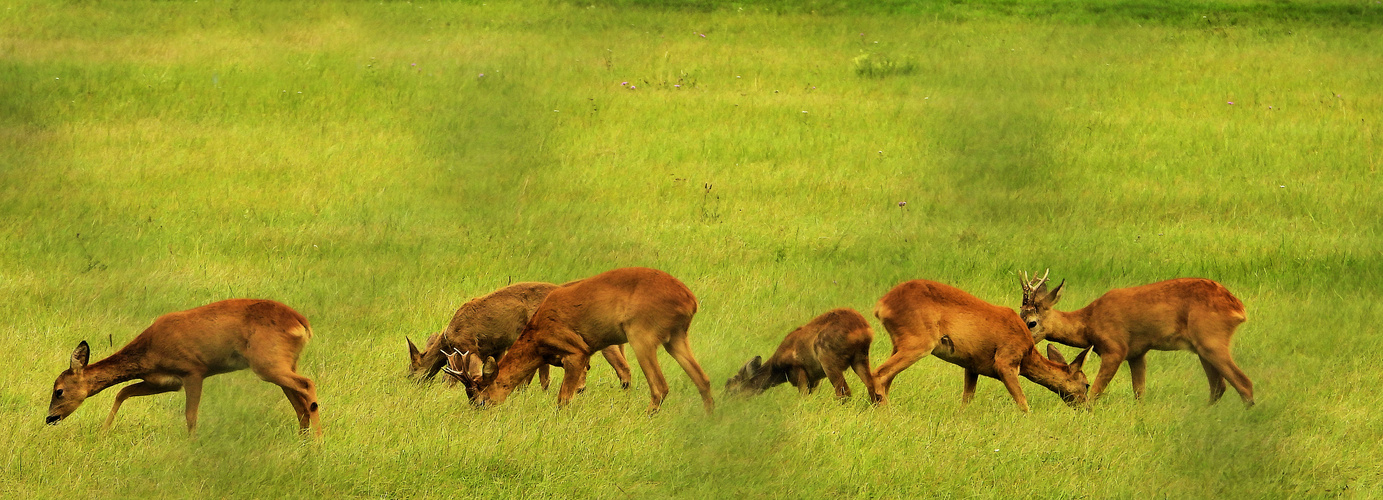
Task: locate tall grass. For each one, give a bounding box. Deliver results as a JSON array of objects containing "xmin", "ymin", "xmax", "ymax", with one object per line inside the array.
[{"xmin": 1, "ymin": 0, "xmax": 1379, "ymax": 497}]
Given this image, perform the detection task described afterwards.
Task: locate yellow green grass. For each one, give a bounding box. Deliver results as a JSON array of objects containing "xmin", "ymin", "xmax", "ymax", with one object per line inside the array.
[{"xmin": 2, "ymin": 1, "xmax": 1380, "ymax": 497}]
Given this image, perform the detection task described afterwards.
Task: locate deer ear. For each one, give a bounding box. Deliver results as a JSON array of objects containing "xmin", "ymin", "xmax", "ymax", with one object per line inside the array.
[
  {"xmin": 71, "ymin": 341, "xmax": 90, "ymax": 374},
  {"xmin": 1047, "ymin": 279, "xmax": 1065, "ymax": 306},
  {"xmin": 407, "ymin": 337, "xmax": 421, "ymax": 363},
  {"xmin": 482, "ymin": 356, "xmax": 499, "ymax": 378},
  {"xmin": 1069, "ymin": 347, "xmax": 1092, "ymax": 373},
  {"xmin": 1045, "ymin": 344, "xmax": 1067, "ymax": 364},
  {"xmin": 463, "ymin": 353, "xmax": 483, "ymax": 377}
]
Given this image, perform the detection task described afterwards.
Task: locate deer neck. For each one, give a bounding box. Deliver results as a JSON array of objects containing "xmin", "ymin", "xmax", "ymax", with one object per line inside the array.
[
  {"xmin": 1018, "ymin": 348, "xmax": 1068, "ymax": 392},
  {"xmin": 1043, "ymin": 308, "xmax": 1092, "ymax": 348},
  {"xmin": 481, "ymin": 342, "xmax": 547, "ymax": 404},
  {"xmin": 81, "ymin": 351, "xmax": 150, "ymax": 396}
]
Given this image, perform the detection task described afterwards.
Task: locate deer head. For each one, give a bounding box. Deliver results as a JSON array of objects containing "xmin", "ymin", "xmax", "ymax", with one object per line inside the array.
[
  {"xmin": 1042, "ymin": 344, "xmax": 1092, "ymax": 407},
  {"xmin": 1018, "ymin": 269, "xmax": 1064, "ymax": 341},
  {"xmin": 724, "ymin": 356, "xmax": 785, "ymax": 395},
  {"xmin": 441, "ymin": 349, "xmax": 497, "ymax": 404},
  {"xmin": 47, "ymin": 341, "xmax": 93, "ymax": 425},
  {"xmin": 406, "ymin": 332, "xmax": 445, "ymax": 381}
]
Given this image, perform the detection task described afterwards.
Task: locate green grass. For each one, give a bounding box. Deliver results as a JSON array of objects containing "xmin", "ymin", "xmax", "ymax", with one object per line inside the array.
[{"xmin": 2, "ymin": 0, "xmax": 1380, "ymax": 497}]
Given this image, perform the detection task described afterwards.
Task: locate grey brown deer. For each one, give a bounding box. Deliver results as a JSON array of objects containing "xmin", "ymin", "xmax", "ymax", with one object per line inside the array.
[
  {"xmin": 46, "ymin": 299, "xmax": 322, "ymax": 435},
  {"xmin": 725, "ymin": 308, "xmax": 881, "ymax": 402},
  {"xmin": 1018, "ymin": 271, "xmax": 1253, "ymax": 406},
  {"xmin": 449, "ymin": 267, "xmax": 715, "ymax": 413},
  {"xmin": 872, "ymin": 279, "xmax": 1092, "ymax": 411},
  {"xmin": 407, "ymin": 281, "xmax": 632, "ymax": 391}
]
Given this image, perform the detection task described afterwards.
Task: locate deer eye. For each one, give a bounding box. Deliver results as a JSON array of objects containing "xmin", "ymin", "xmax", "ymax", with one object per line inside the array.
[{"xmin": 53, "ymin": 389, "xmax": 64, "ymax": 398}]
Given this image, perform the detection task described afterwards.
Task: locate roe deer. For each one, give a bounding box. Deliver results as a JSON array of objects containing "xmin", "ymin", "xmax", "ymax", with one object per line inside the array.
[
  {"xmin": 1018, "ymin": 272, "xmax": 1253, "ymax": 405},
  {"xmin": 450, "ymin": 267, "xmax": 715, "ymax": 413},
  {"xmin": 406, "ymin": 282, "xmax": 632, "ymax": 390},
  {"xmin": 725, "ymin": 308, "xmax": 881, "ymax": 402},
  {"xmin": 46, "ymin": 299, "xmax": 322, "ymax": 435},
  {"xmin": 873, "ymin": 280, "xmax": 1092, "ymax": 411}
]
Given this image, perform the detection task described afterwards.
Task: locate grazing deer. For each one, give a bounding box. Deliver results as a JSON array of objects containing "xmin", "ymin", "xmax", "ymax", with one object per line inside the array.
[
  {"xmin": 872, "ymin": 280, "xmax": 1092, "ymax": 411},
  {"xmin": 725, "ymin": 308, "xmax": 881, "ymax": 402},
  {"xmin": 1018, "ymin": 271, "xmax": 1253, "ymax": 406},
  {"xmin": 407, "ymin": 282, "xmax": 633, "ymax": 391},
  {"xmin": 46, "ymin": 299, "xmax": 322, "ymax": 435},
  {"xmin": 450, "ymin": 267, "xmax": 715, "ymax": 414}
]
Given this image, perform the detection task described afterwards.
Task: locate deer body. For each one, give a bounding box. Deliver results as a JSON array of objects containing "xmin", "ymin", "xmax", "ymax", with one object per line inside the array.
[
  {"xmin": 46, "ymin": 299, "xmax": 321, "ymax": 435},
  {"xmin": 726, "ymin": 308, "xmax": 880, "ymax": 402},
  {"xmin": 407, "ymin": 282, "xmax": 632, "ymax": 390},
  {"xmin": 1019, "ymin": 276, "xmax": 1252, "ymax": 405},
  {"xmin": 453, "ymin": 267, "xmax": 715, "ymax": 413},
  {"xmin": 872, "ymin": 280, "xmax": 1091, "ymax": 411}
]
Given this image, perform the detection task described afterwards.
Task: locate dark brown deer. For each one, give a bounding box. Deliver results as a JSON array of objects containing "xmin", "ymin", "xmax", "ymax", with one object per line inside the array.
[
  {"xmin": 725, "ymin": 308, "xmax": 881, "ymax": 402},
  {"xmin": 1018, "ymin": 271, "xmax": 1253, "ymax": 405},
  {"xmin": 873, "ymin": 280, "xmax": 1092, "ymax": 411},
  {"xmin": 450, "ymin": 267, "xmax": 715, "ymax": 413},
  {"xmin": 407, "ymin": 281, "xmax": 632, "ymax": 391},
  {"xmin": 46, "ymin": 299, "xmax": 322, "ymax": 435}
]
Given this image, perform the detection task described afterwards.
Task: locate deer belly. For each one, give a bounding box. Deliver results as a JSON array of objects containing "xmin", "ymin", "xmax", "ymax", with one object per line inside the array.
[
  {"xmin": 1147, "ymin": 336, "xmax": 1194, "ymax": 352},
  {"xmin": 206, "ymin": 352, "xmax": 252, "ymax": 375}
]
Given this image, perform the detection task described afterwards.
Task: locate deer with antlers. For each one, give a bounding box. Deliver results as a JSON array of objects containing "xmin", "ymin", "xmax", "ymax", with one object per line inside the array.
[
  {"xmin": 46, "ymin": 299, "xmax": 322, "ymax": 435},
  {"xmin": 447, "ymin": 267, "xmax": 715, "ymax": 413},
  {"xmin": 1018, "ymin": 270, "xmax": 1253, "ymax": 406},
  {"xmin": 872, "ymin": 279, "xmax": 1092, "ymax": 411},
  {"xmin": 725, "ymin": 308, "xmax": 881, "ymax": 402},
  {"xmin": 407, "ymin": 281, "xmax": 632, "ymax": 391}
]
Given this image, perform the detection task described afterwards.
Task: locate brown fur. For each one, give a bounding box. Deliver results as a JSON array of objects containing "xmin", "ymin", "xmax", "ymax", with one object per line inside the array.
[
  {"xmin": 407, "ymin": 282, "xmax": 633, "ymax": 390},
  {"xmin": 458, "ymin": 267, "xmax": 715, "ymax": 414},
  {"xmin": 1019, "ymin": 277, "xmax": 1253, "ymax": 405},
  {"xmin": 725, "ymin": 308, "xmax": 881, "ymax": 402},
  {"xmin": 873, "ymin": 280, "xmax": 1092, "ymax": 412},
  {"xmin": 46, "ymin": 299, "xmax": 321, "ymax": 435}
]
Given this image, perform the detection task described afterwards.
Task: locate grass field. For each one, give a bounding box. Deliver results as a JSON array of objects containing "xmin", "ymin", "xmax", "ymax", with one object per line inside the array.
[{"xmin": 2, "ymin": 0, "xmax": 1380, "ymax": 497}]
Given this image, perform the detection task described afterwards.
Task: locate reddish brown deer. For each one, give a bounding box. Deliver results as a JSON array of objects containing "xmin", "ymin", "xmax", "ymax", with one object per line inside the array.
[
  {"xmin": 449, "ymin": 267, "xmax": 715, "ymax": 413},
  {"xmin": 1018, "ymin": 272, "xmax": 1253, "ymax": 406},
  {"xmin": 725, "ymin": 308, "xmax": 881, "ymax": 402},
  {"xmin": 407, "ymin": 282, "xmax": 632, "ymax": 390},
  {"xmin": 46, "ymin": 299, "xmax": 322, "ymax": 435},
  {"xmin": 873, "ymin": 280, "xmax": 1092, "ymax": 411}
]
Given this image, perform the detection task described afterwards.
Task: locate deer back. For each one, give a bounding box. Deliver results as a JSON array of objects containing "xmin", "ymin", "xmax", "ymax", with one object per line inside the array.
[{"xmin": 876, "ymin": 280, "xmax": 1032, "ymax": 367}]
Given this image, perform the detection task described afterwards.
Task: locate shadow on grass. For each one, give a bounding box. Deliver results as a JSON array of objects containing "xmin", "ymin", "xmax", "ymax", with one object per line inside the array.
[{"xmin": 593, "ymin": 0, "xmax": 1383, "ymax": 27}]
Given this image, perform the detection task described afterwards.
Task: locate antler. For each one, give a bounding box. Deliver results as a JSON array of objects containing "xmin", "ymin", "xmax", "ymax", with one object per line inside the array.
[
  {"xmin": 1020, "ymin": 269, "xmax": 1051, "ymax": 300},
  {"xmin": 441, "ymin": 350, "xmax": 470, "ymax": 383}
]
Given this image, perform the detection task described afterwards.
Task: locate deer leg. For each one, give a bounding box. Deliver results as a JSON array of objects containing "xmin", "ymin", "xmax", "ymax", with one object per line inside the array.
[
  {"xmin": 1199, "ymin": 346, "xmax": 1254, "ymax": 406},
  {"xmin": 1198, "ymin": 356, "xmax": 1227, "ymax": 403},
  {"xmin": 630, "ymin": 336, "xmax": 670, "ymax": 413},
  {"xmin": 871, "ymin": 347, "xmax": 931, "ymax": 405},
  {"xmin": 790, "ymin": 367, "xmax": 811, "ymax": 396},
  {"xmin": 538, "ymin": 364, "xmax": 551, "ymax": 391},
  {"xmin": 823, "ymin": 363, "xmax": 852, "ymax": 400},
  {"xmin": 253, "ymin": 368, "xmax": 322, "ymax": 436},
  {"xmin": 961, "ymin": 369, "xmax": 980, "ymax": 407},
  {"xmin": 182, "ymin": 375, "xmax": 204, "ymax": 435},
  {"xmin": 1127, "ymin": 354, "xmax": 1148, "ymax": 399},
  {"xmin": 104, "ymin": 377, "xmax": 182, "ymax": 429},
  {"xmin": 601, "ymin": 345, "xmax": 633, "ymax": 390},
  {"xmin": 849, "ymin": 356, "xmax": 881, "ymax": 404},
  {"xmin": 282, "ymin": 386, "xmax": 309, "ymax": 428},
  {"xmin": 557, "ymin": 354, "xmax": 591, "ymax": 407},
  {"xmin": 663, "ymin": 336, "xmax": 715, "ymax": 414},
  {"xmin": 995, "ymin": 364, "xmax": 1030, "ymax": 413},
  {"xmin": 1088, "ymin": 349, "xmax": 1127, "ymax": 401}
]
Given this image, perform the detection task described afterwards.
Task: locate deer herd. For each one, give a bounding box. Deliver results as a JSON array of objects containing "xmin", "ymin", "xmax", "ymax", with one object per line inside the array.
[{"xmin": 45, "ymin": 267, "xmax": 1255, "ymax": 436}]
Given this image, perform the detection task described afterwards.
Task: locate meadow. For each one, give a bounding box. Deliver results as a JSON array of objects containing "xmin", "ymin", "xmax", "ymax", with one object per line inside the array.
[{"xmin": 2, "ymin": 0, "xmax": 1380, "ymax": 497}]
